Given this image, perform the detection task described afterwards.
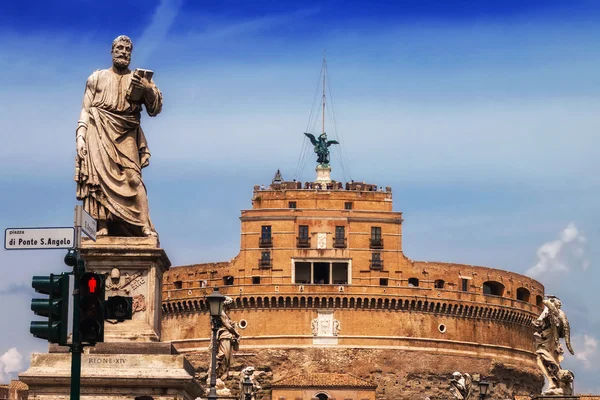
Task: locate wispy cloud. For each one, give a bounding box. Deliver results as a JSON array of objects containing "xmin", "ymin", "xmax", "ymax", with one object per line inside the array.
[
  {"xmin": 0, "ymin": 283, "xmax": 30, "ymax": 296},
  {"xmin": 573, "ymin": 334, "xmax": 598, "ymax": 370},
  {"xmin": 0, "ymin": 348, "xmax": 24, "ymax": 383},
  {"xmin": 135, "ymin": 0, "xmax": 184, "ymax": 64},
  {"xmin": 526, "ymin": 223, "xmax": 589, "ymax": 278}
]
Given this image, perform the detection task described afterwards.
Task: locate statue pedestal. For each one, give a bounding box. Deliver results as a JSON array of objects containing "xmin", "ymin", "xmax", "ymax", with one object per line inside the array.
[
  {"xmin": 79, "ymin": 236, "xmax": 170, "ymax": 342},
  {"xmin": 20, "ymin": 238, "xmax": 204, "ymax": 399},
  {"xmin": 315, "ymin": 164, "xmax": 332, "ymax": 187},
  {"xmin": 20, "ymin": 343, "xmax": 203, "ymax": 400}
]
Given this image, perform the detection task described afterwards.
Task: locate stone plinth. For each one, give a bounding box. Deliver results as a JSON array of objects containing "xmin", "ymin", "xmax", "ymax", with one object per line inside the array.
[
  {"xmin": 532, "ymin": 396, "xmax": 579, "ymax": 399},
  {"xmin": 20, "ymin": 343, "xmax": 203, "ymax": 400},
  {"xmin": 315, "ymin": 164, "xmax": 332, "ymax": 185},
  {"xmin": 80, "ymin": 236, "xmax": 170, "ymax": 342}
]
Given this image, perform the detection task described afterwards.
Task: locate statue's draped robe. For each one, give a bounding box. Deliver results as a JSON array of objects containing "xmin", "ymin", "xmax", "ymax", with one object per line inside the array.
[
  {"xmin": 534, "ymin": 310, "xmax": 562, "ymax": 383},
  {"xmin": 76, "ymin": 69, "xmax": 162, "ymax": 233}
]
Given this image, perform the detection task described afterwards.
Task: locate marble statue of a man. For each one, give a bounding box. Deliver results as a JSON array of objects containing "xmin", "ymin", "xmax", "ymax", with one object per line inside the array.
[{"xmin": 75, "ymin": 35, "xmax": 162, "ymax": 237}]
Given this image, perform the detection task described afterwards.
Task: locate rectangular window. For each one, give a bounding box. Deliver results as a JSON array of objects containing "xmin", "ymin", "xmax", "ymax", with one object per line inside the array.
[
  {"xmin": 344, "ymin": 202, "xmax": 353, "ymax": 210},
  {"xmin": 380, "ymin": 278, "xmax": 389, "ymax": 286},
  {"xmin": 288, "ymin": 201, "xmax": 297, "ymax": 209},
  {"xmin": 294, "ymin": 262, "xmax": 311, "ymax": 284},
  {"xmin": 299, "ymin": 225, "xmax": 309, "ymax": 238},
  {"xmin": 332, "ymin": 262, "xmax": 348, "ymax": 284},
  {"xmin": 313, "ymin": 262, "xmax": 330, "ymax": 284},
  {"xmin": 461, "ymin": 278, "xmax": 469, "ymax": 292},
  {"xmin": 259, "ymin": 251, "xmax": 271, "ymax": 268},
  {"xmin": 297, "ymin": 225, "xmax": 310, "ymax": 248},
  {"xmin": 260, "ymin": 225, "xmax": 272, "ymax": 247},
  {"xmin": 252, "ymin": 276, "xmax": 261, "ymax": 284},
  {"xmin": 223, "ymin": 276, "xmax": 234, "ymax": 286},
  {"xmin": 334, "ymin": 226, "xmax": 346, "ymax": 248},
  {"xmin": 370, "ymin": 252, "xmax": 383, "ymax": 269},
  {"xmin": 370, "ymin": 226, "xmax": 383, "ymax": 249},
  {"xmin": 294, "ymin": 261, "xmax": 350, "ymax": 284}
]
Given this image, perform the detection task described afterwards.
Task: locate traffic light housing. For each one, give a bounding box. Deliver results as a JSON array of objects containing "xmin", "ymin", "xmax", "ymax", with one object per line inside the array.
[
  {"xmin": 79, "ymin": 272, "xmax": 105, "ymax": 343},
  {"xmin": 30, "ymin": 273, "xmax": 69, "ymax": 345},
  {"xmin": 105, "ymin": 296, "xmax": 133, "ymax": 321}
]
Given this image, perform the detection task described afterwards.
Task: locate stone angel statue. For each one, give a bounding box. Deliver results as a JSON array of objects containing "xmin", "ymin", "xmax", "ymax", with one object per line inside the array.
[
  {"xmin": 449, "ymin": 372, "xmax": 473, "ymax": 400},
  {"xmin": 533, "ymin": 296, "xmax": 575, "ymax": 395},
  {"xmin": 304, "ymin": 132, "xmax": 339, "ymax": 166}
]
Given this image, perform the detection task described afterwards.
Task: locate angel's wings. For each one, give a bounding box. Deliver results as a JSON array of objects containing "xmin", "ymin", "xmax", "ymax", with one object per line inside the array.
[
  {"xmin": 327, "ymin": 140, "xmax": 339, "ymax": 146},
  {"xmin": 559, "ymin": 309, "xmax": 575, "ymax": 355},
  {"xmin": 304, "ymin": 132, "xmax": 317, "ymax": 146}
]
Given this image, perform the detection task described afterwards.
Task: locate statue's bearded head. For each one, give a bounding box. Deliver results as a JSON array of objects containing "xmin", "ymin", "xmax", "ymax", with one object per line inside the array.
[{"xmin": 111, "ymin": 35, "xmax": 133, "ymax": 70}]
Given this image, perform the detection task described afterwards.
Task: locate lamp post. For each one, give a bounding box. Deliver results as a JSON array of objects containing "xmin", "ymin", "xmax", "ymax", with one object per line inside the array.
[
  {"xmin": 478, "ymin": 380, "xmax": 490, "ymax": 399},
  {"xmin": 206, "ymin": 287, "xmax": 226, "ymax": 400},
  {"xmin": 242, "ymin": 374, "xmax": 254, "ymax": 400}
]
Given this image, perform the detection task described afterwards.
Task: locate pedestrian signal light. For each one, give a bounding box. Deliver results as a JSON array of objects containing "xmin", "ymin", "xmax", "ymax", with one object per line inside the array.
[{"xmin": 79, "ymin": 272, "xmax": 105, "ymax": 343}]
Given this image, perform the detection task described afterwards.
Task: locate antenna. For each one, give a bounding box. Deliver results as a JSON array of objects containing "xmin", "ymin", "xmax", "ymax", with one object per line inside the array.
[{"xmin": 322, "ymin": 49, "xmax": 326, "ymax": 134}]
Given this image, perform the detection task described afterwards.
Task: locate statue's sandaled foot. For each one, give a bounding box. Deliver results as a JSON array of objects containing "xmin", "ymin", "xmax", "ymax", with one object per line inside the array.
[
  {"xmin": 97, "ymin": 221, "xmax": 108, "ymax": 236},
  {"xmin": 142, "ymin": 226, "xmax": 158, "ymax": 237}
]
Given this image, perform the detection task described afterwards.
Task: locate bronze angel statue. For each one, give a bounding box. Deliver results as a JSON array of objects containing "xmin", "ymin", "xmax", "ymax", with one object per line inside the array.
[
  {"xmin": 304, "ymin": 132, "xmax": 339, "ymax": 166},
  {"xmin": 449, "ymin": 372, "xmax": 473, "ymax": 400},
  {"xmin": 533, "ymin": 296, "xmax": 575, "ymax": 395}
]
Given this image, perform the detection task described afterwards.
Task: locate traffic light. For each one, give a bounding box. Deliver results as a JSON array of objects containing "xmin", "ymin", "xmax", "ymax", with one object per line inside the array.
[
  {"xmin": 30, "ymin": 273, "xmax": 69, "ymax": 345},
  {"xmin": 105, "ymin": 296, "xmax": 133, "ymax": 321},
  {"xmin": 79, "ymin": 272, "xmax": 105, "ymax": 343}
]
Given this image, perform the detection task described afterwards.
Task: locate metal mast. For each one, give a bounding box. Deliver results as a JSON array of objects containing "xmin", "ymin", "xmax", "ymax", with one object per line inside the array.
[{"xmin": 322, "ymin": 50, "xmax": 326, "ymax": 134}]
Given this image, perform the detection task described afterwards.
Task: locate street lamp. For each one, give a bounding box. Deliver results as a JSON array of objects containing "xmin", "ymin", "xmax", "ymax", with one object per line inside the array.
[
  {"xmin": 478, "ymin": 380, "xmax": 490, "ymax": 399},
  {"xmin": 206, "ymin": 287, "xmax": 226, "ymax": 400},
  {"xmin": 242, "ymin": 374, "xmax": 254, "ymax": 400}
]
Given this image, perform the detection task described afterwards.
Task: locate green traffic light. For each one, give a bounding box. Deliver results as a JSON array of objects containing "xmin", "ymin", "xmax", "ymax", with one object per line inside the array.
[
  {"xmin": 31, "ymin": 298, "xmax": 63, "ymax": 318},
  {"xmin": 30, "ymin": 273, "xmax": 69, "ymax": 345}
]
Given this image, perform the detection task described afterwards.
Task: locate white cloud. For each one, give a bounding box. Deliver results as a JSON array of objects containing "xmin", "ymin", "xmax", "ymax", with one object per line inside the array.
[
  {"xmin": 526, "ymin": 223, "xmax": 589, "ymax": 278},
  {"xmin": 0, "ymin": 348, "xmax": 24, "ymax": 383},
  {"xmin": 572, "ymin": 334, "xmax": 598, "ymax": 370},
  {"xmin": 135, "ymin": 0, "xmax": 183, "ymax": 65}
]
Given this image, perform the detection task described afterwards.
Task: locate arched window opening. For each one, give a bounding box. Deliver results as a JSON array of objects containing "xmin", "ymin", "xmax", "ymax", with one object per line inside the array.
[
  {"xmin": 434, "ymin": 279, "xmax": 445, "ymax": 289},
  {"xmin": 408, "ymin": 278, "xmax": 419, "ymax": 287},
  {"xmin": 516, "ymin": 287, "xmax": 530, "ymax": 302},
  {"xmin": 314, "ymin": 393, "xmax": 329, "ymax": 400},
  {"xmin": 483, "ymin": 281, "xmax": 505, "ymax": 296}
]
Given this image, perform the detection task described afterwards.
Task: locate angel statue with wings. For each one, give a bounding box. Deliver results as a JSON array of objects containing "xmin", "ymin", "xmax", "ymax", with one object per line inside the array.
[
  {"xmin": 533, "ymin": 296, "xmax": 575, "ymax": 395},
  {"xmin": 304, "ymin": 132, "xmax": 339, "ymax": 166},
  {"xmin": 449, "ymin": 372, "xmax": 473, "ymax": 400}
]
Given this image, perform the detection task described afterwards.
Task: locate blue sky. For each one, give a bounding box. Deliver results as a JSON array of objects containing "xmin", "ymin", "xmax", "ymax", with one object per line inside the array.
[{"xmin": 0, "ymin": 0, "xmax": 599, "ymax": 393}]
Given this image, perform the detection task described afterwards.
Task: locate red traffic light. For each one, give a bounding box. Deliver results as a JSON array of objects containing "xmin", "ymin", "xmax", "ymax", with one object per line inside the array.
[
  {"xmin": 87, "ymin": 276, "xmax": 97, "ymax": 293},
  {"xmin": 80, "ymin": 273, "xmax": 104, "ymax": 296}
]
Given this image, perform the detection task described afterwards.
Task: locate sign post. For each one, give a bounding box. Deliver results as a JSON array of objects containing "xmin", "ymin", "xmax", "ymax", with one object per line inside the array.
[
  {"xmin": 4, "ymin": 205, "xmax": 99, "ymax": 400},
  {"xmin": 75, "ymin": 205, "xmax": 97, "ymax": 242}
]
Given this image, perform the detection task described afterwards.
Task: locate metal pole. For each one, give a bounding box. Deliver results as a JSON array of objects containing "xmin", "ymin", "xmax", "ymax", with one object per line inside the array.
[
  {"xmin": 71, "ymin": 206, "xmax": 84, "ymax": 400},
  {"xmin": 207, "ymin": 316, "xmax": 219, "ymax": 400},
  {"xmin": 70, "ymin": 253, "xmax": 83, "ymax": 400}
]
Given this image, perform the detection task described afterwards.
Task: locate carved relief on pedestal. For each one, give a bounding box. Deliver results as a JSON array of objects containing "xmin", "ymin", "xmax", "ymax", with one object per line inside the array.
[
  {"xmin": 106, "ymin": 267, "xmax": 146, "ymax": 295},
  {"xmin": 132, "ymin": 294, "xmax": 147, "ymax": 314}
]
